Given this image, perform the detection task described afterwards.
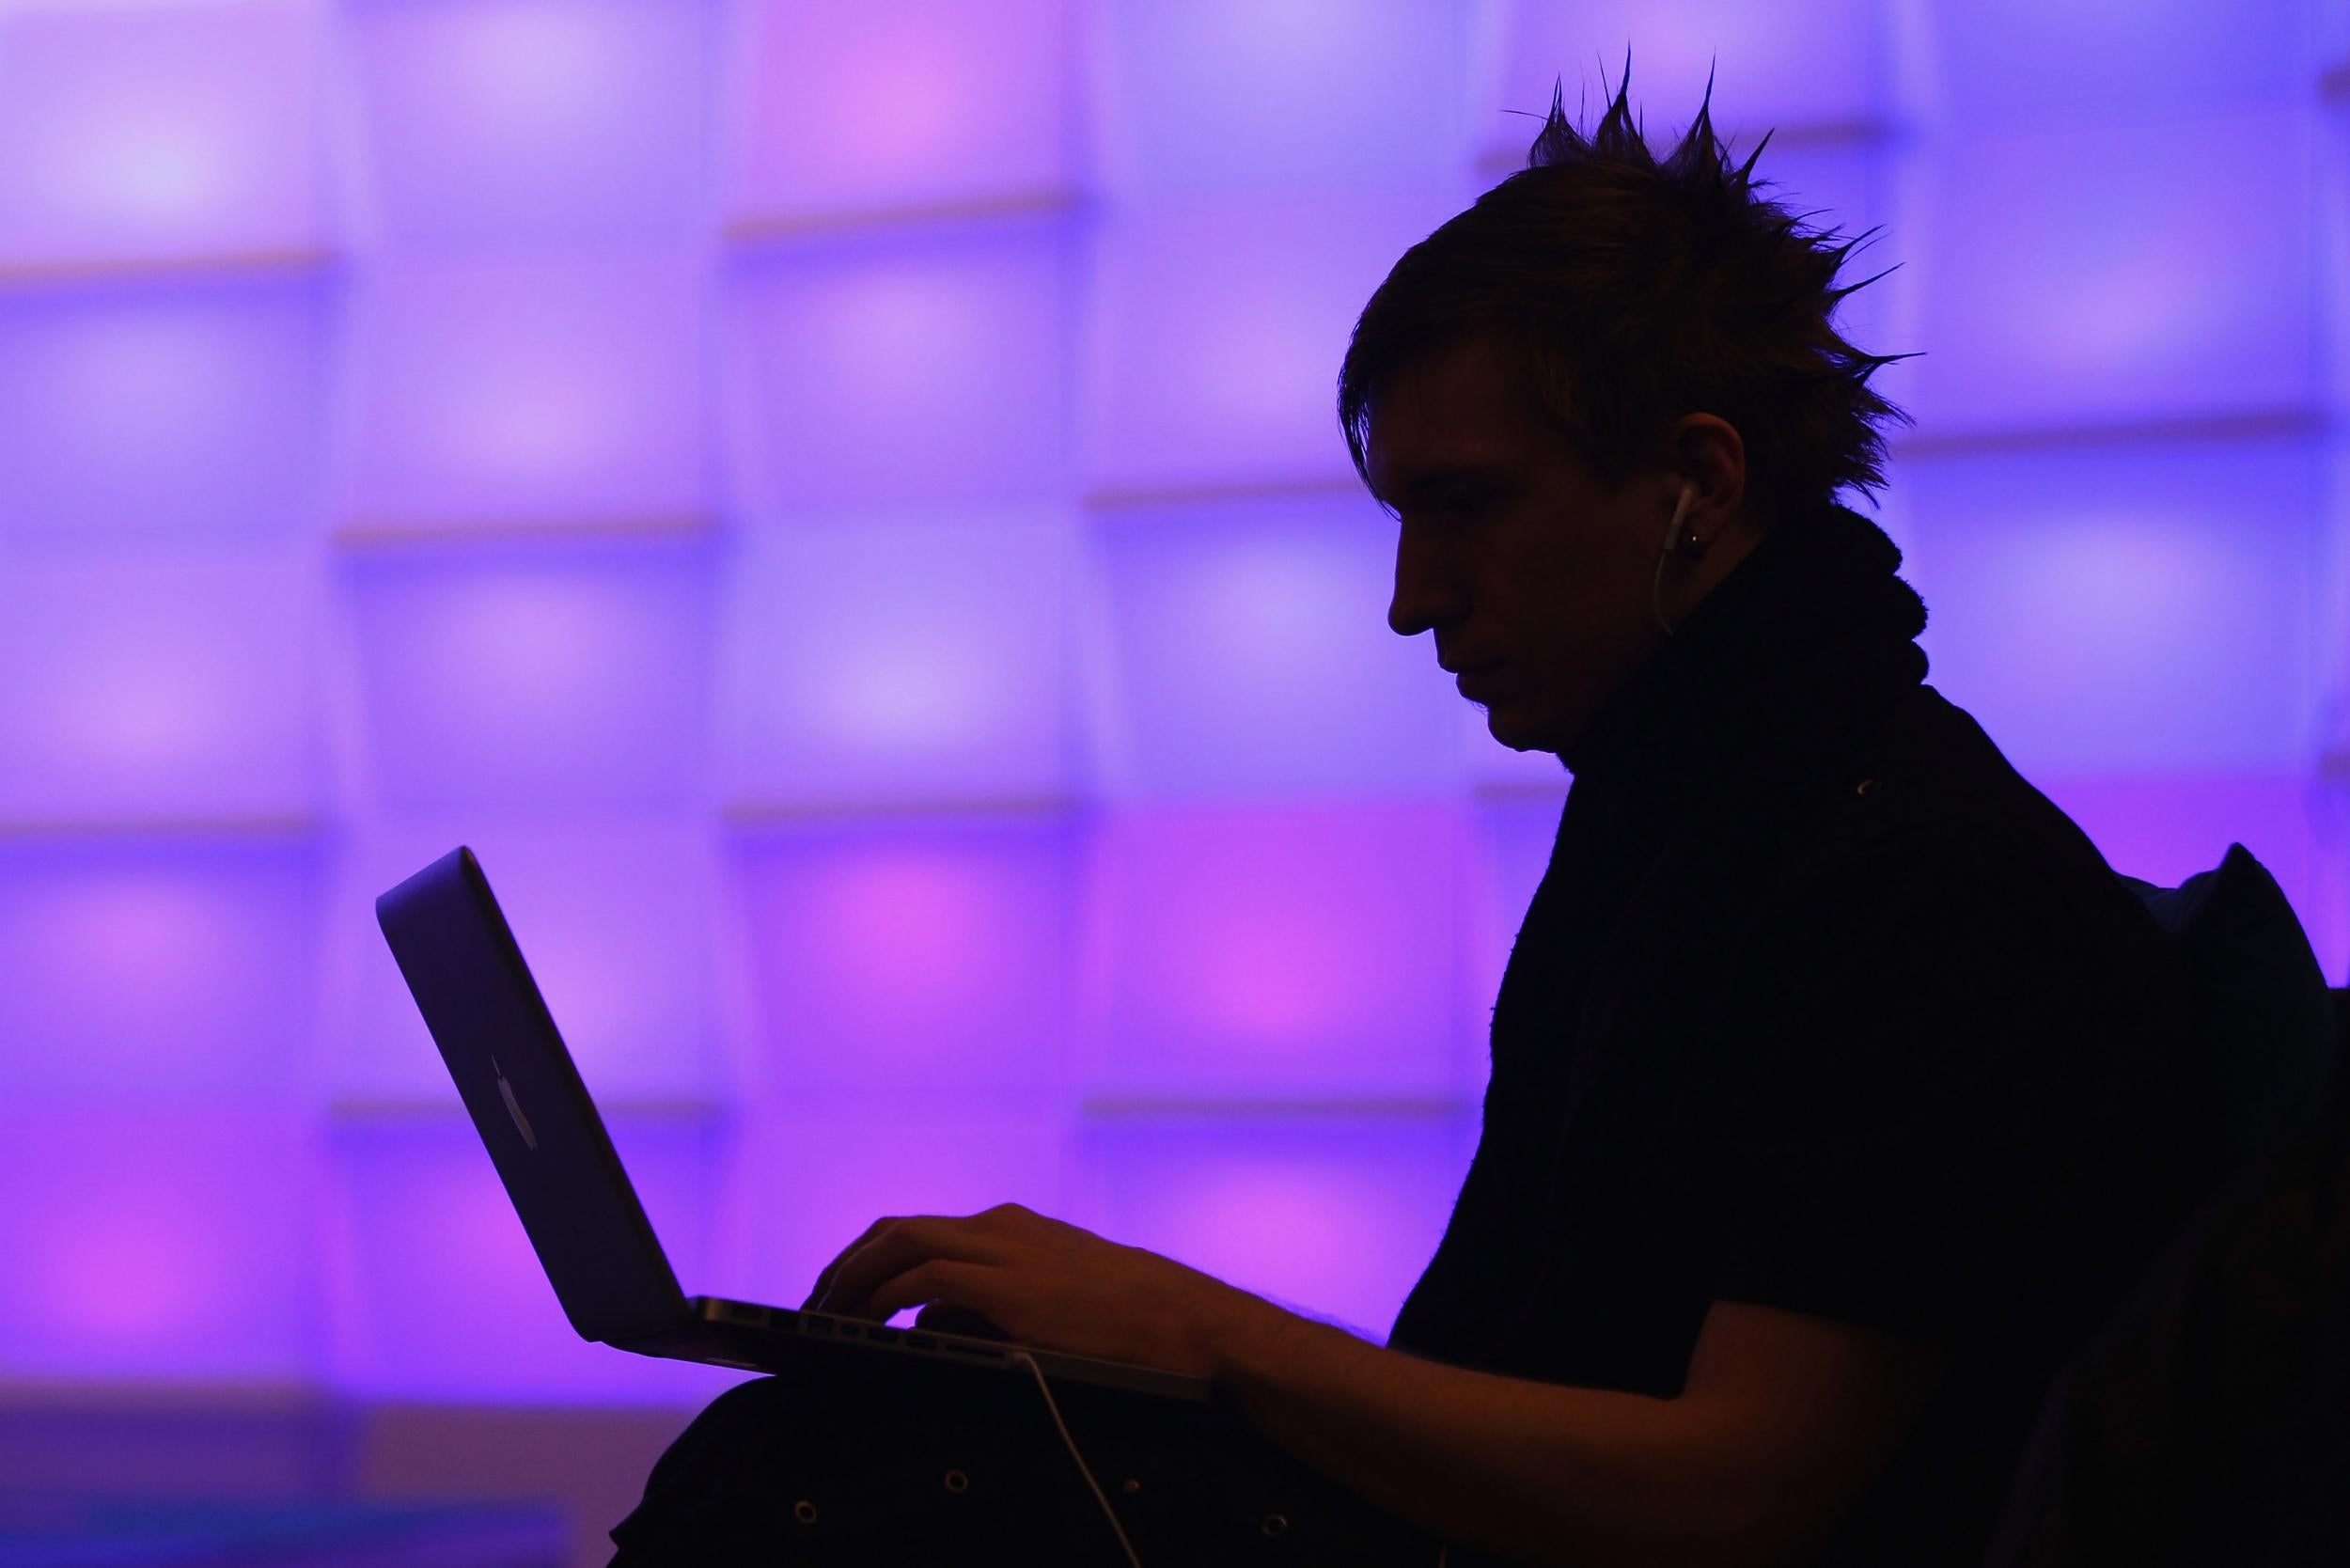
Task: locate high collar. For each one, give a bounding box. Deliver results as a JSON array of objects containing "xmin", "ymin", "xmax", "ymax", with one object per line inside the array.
[{"xmin": 1556, "ymin": 499, "xmax": 1931, "ymax": 818}]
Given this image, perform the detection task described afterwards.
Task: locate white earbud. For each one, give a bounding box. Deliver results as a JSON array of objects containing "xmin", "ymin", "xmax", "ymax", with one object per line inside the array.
[{"xmin": 1652, "ymin": 483, "xmax": 1700, "ymax": 637}]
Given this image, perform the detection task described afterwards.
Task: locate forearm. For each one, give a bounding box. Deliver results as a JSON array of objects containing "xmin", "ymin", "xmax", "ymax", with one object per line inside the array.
[{"xmin": 1199, "ymin": 1298, "xmax": 1791, "ymax": 1568}]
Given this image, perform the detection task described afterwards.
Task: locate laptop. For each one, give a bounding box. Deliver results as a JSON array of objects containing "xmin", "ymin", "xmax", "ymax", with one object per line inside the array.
[{"xmin": 375, "ymin": 845, "xmax": 1214, "ymax": 1404}]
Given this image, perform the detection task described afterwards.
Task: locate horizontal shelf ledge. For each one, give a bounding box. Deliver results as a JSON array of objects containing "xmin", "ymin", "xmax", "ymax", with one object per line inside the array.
[
  {"xmin": 332, "ymin": 511, "xmax": 719, "ymax": 552},
  {"xmin": 1079, "ymin": 1094, "xmax": 1476, "ymax": 1120},
  {"xmin": 0, "ymin": 812, "xmax": 321, "ymax": 841},
  {"xmin": 723, "ymin": 792, "xmax": 1086, "ymax": 827},
  {"xmin": 1890, "ymin": 405, "xmax": 2337, "ymax": 461},
  {"xmin": 724, "ymin": 187, "xmax": 1083, "ymax": 247},
  {"xmin": 0, "ymin": 244, "xmax": 337, "ymax": 291}
]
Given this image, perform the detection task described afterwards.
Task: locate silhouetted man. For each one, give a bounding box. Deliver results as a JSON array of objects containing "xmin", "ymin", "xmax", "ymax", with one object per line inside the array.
[{"xmin": 614, "ymin": 65, "xmax": 2203, "ymax": 1568}]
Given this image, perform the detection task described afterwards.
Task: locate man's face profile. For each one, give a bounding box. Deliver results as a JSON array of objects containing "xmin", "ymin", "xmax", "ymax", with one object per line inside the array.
[{"xmin": 1368, "ymin": 333, "xmax": 1670, "ymax": 758}]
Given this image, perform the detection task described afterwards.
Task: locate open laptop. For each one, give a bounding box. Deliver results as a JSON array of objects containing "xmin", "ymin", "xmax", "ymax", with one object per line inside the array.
[{"xmin": 375, "ymin": 845, "xmax": 1213, "ymax": 1404}]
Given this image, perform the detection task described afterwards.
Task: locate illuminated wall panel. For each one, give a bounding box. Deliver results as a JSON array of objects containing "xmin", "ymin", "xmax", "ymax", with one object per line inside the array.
[
  {"xmin": 717, "ymin": 1106, "xmax": 1073, "ymax": 1315},
  {"xmin": 1902, "ymin": 434, "xmax": 2324, "ymax": 777},
  {"xmin": 322, "ymin": 1115, "xmax": 744, "ymax": 1404},
  {"xmin": 0, "ymin": 1113, "xmax": 315, "ymax": 1382},
  {"xmin": 329, "ymin": 818, "xmax": 727, "ymax": 1107},
  {"xmin": 1074, "ymin": 1113, "xmax": 1478, "ymax": 1340},
  {"xmin": 1079, "ymin": 191, "xmax": 1467, "ymax": 494},
  {"xmin": 728, "ymin": 0, "xmax": 1074, "ymax": 222},
  {"xmin": 1919, "ymin": 0, "xmax": 2315, "ymax": 123},
  {"xmin": 1089, "ymin": 0, "xmax": 1472, "ymax": 199},
  {"xmin": 0, "ymin": 552, "xmax": 319, "ymax": 826},
  {"xmin": 717, "ymin": 511, "xmax": 1078, "ymax": 809},
  {"xmin": 1484, "ymin": 0, "xmax": 1893, "ymax": 158},
  {"xmin": 730, "ymin": 814, "xmax": 1076, "ymax": 1100},
  {"xmin": 1903, "ymin": 109, "xmax": 2320, "ymax": 435},
  {"xmin": 1081, "ymin": 495, "xmax": 1462, "ymax": 798},
  {"xmin": 0, "ymin": 0, "xmax": 330, "ymax": 273},
  {"xmin": 0, "ymin": 274, "xmax": 335, "ymax": 541},
  {"xmin": 335, "ymin": 253, "xmax": 713, "ymax": 531},
  {"xmin": 347, "ymin": 0, "xmax": 717, "ymax": 243},
  {"xmin": 1075, "ymin": 802, "xmax": 1472, "ymax": 1100},
  {"xmin": 0, "ymin": 838, "xmax": 321, "ymax": 1107},
  {"xmin": 727, "ymin": 216, "xmax": 1072, "ymax": 513},
  {"xmin": 342, "ymin": 538, "xmax": 713, "ymax": 812}
]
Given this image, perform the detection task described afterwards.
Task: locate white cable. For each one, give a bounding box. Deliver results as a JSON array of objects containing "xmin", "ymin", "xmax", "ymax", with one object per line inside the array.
[{"xmin": 1013, "ymin": 1351, "xmax": 1144, "ymax": 1568}]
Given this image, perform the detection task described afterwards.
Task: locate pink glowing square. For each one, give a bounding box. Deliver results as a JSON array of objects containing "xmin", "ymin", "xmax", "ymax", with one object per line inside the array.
[
  {"xmin": 1075, "ymin": 802, "xmax": 1476, "ymax": 1099},
  {"xmin": 0, "ymin": 838, "xmax": 321, "ymax": 1106},
  {"xmin": 343, "ymin": 537, "xmax": 713, "ymax": 810},
  {"xmin": 1075, "ymin": 1114, "xmax": 1480, "ymax": 1341},
  {"xmin": 1089, "ymin": 0, "xmax": 1473, "ymax": 199},
  {"xmin": 348, "ymin": 0, "xmax": 718, "ymax": 243},
  {"xmin": 335, "ymin": 252, "xmax": 713, "ymax": 530},
  {"xmin": 1080, "ymin": 190, "xmax": 1471, "ymax": 494},
  {"xmin": 1904, "ymin": 110, "xmax": 2319, "ymax": 435},
  {"xmin": 727, "ymin": 216, "xmax": 1072, "ymax": 511},
  {"xmin": 333, "ymin": 817, "xmax": 727, "ymax": 1107},
  {"xmin": 322, "ymin": 1115, "xmax": 746, "ymax": 1404},
  {"xmin": 0, "ymin": 274, "xmax": 334, "ymax": 541},
  {"xmin": 1081, "ymin": 494, "xmax": 1463, "ymax": 798},
  {"xmin": 0, "ymin": 0, "xmax": 332, "ymax": 272},
  {"xmin": 0, "ymin": 1112, "xmax": 314, "ymax": 1382},
  {"xmin": 1900, "ymin": 433, "xmax": 2323, "ymax": 776},
  {"xmin": 731, "ymin": 814, "xmax": 1077, "ymax": 1098},
  {"xmin": 728, "ymin": 0, "xmax": 1074, "ymax": 222},
  {"xmin": 717, "ymin": 510, "xmax": 1079, "ymax": 808},
  {"xmin": 0, "ymin": 552, "xmax": 320, "ymax": 825}
]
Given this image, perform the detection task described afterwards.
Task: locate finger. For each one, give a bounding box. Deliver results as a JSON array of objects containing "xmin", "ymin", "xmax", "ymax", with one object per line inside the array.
[
  {"xmin": 869, "ymin": 1259, "xmax": 994, "ymax": 1325},
  {"xmin": 817, "ymin": 1217, "xmax": 995, "ymax": 1318},
  {"xmin": 915, "ymin": 1301, "xmax": 1011, "ymax": 1341},
  {"xmin": 803, "ymin": 1215, "xmax": 901, "ymax": 1309}
]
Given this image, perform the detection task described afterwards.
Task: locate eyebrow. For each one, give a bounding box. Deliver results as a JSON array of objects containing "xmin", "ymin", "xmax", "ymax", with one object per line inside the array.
[{"xmin": 1370, "ymin": 462, "xmax": 1513, "ymax": 511}]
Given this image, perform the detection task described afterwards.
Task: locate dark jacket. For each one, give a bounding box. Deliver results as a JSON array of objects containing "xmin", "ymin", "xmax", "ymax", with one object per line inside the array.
[{"xmin": 1391, "ymin": 501, "xmax": 2202, "ymax": 1566}]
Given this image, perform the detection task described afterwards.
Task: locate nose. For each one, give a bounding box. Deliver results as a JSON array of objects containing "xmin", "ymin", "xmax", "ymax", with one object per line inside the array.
[{"xmin": 1387, "ymin": 524, "xmax": 1462, "ymax": 640}]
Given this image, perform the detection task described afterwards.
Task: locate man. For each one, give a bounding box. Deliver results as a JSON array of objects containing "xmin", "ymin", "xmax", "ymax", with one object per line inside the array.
[{"xmin": 618, "ymin": 65, "xmax": 2202, "ymax": 1567}]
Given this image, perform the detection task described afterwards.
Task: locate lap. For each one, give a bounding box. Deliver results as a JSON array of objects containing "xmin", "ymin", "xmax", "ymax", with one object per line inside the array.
[{"xmin": 608, "ymin": 1347, "xmax": 1443, "ymax": 1566}]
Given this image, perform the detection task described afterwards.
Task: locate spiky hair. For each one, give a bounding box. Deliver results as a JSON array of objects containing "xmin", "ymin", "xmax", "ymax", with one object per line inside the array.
[{"xmin": 1337, "ymin": 49, "xmax": 1919, "ymax": 526}]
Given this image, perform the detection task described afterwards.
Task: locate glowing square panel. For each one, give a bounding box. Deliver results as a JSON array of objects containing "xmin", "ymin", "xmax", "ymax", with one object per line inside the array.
[
  {"xmin": 1075, "ymin": 1114, "xmax": 1479, "ymax": 1341},
  {"xmin": 1484, "ymin": 0, "xmax": 1889, "ymax": 159},
  {"xmin": 1080, "ymin": 495, "xmax": 1462, "ymax": 799},
  {"xmin": 343, "ymin": 538, "xmax": 713, "ymax": 811},
  {"xmin": 716, "ymin": 1105, "xmax": 1073, "ymax": 1315},
  {"xmin": 1922, "ymin": 0, "xmax": 2315, "ymax": 123},
  {"xmin": 727, "ymin": 215, "xmax": 1072, "ymax": 512},
  {"xmin": 1089, "ymin": 0, "xmax": 1473, "ymax": 199},
  {"xmin": 1080, "ymin": 190, "xmax": 1470, "ymax": 494},
  {"xmin": 0, "ymin": 273, "xmax": 334, "ymax": 541},
  {"xmin": 324, "ymin": 1114, "xmax": 744, "ymax": 1404},
  {"xmin": 336, "ymin": 252, "xmax": 713, "ymax": 531},
  {"xmin": 1903, "ymin": 109, "xmax": 2319, "ymax": 435},
  {"xmin": 0, "ymin": 552, "xmax": 320, "ymax": 825},
  {"xmin": 348, "ymin": 0, "xmax": 717, "ymax": 243},
  {"xmin": 1076, "ymin": 802, "xmax": 1474, "ymax": 1100},
  {"xmin": 331, "ymin": 817, "xmax": 727, "ymax": 1108},
  {"xmin": 0, "ymin": 838, "xmax": 320, "ymax": 1107},
  {"xmin": 728, "ymin": 0, "xmax": 1073, "ymax": 222},
  {"xmin": 730, "ymin": 814, "xmax": 1076, "ymax": 1100},
  {"xmin": 1901, "ymin": 433, "xmax": 2325, "ymax": 777},
  {"xmin": 2033, "ymin": 774, "xmax": 2347, "ymax": 987},
  {"xmin": 0, "ymin": 1112, "xmax": 314, "ymax": 1382},
  {"xmin": 0, "ymin": 0, "xmax": 330, "ymax": 272},
  {"xmin": 718, "ymin": 511, "xmax": 1077, "ymax": 809}
]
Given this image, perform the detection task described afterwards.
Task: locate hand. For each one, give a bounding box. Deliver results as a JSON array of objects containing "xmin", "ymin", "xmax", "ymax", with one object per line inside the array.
[{"xmin": 802, "ymin": 1202, "xmax": 1269, "ymax": 1381}]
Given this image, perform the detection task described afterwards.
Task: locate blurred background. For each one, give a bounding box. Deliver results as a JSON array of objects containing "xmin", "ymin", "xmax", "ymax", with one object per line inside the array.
[{"xmin": 0, "ymin": 0, "xmax": 2343, "ymax": 1561}]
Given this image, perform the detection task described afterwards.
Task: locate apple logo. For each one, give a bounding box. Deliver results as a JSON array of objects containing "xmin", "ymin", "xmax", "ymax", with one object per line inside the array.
[{"xmin": 493, "ymin": 1056, "xmax": 538, "ymax": 1151}]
